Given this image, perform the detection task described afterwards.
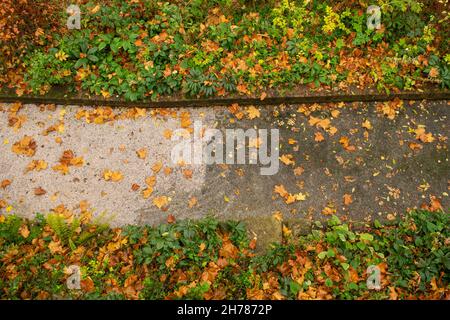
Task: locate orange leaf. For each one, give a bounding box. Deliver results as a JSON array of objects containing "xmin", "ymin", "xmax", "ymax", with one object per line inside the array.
[
  {"xmin": 1, "ymin": 180, "xmax": 11, "ymax": 189},
  {"xmin": 343, "ymin": 194, "xmax": 353, "ymax": 206},
  {"xmin": 34, "ymin": 187, "xmax": 47, "ymax": 196},
  {"xmin": 183, "ymin": 169, "xmax": 193, "ymax": 179},
  {"xmin": 188, "ymin": 197, "xmax": 198, "ymax": 208},
  {"xmin": 274, "ymin": 185, "xmax": 288, "ymax": 198},
  {"xmin": 314, "ymin": 132, "xmax": 325, "ymax": 142},
  {"xmin": 136, "ymin": 148, "xmax": 148, "ymax": 159},
  {"xmin": 280, "ymin": 154, "xmax": 295, "ymax": 166}
]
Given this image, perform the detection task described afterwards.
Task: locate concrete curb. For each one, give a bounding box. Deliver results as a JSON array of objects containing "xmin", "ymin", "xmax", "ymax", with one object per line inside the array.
[{"xmin": 1, "ymin": 91, "xmax": 449, "ymax": 108}]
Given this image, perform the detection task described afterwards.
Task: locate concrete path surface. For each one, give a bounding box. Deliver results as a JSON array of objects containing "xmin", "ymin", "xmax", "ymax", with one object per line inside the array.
[{"xmin": 0, "ymin": 100, "xmax": 448, "ymax": 231}]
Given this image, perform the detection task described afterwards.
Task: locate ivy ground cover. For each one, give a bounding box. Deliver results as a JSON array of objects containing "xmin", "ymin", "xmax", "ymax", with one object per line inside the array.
[{"xmin": 0, "ymin": 0, "xmax": 449, "ymax": 101}]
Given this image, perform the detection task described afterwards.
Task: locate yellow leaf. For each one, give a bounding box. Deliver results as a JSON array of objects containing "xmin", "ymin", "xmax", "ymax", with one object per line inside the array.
[
  {"xmin": 136, "ymin": 148, "xmax": 148, "ymax": 159},
  {"xmin": 145, "ymin": 176, "xmax": 156, "ymax": 187},
  {"xmin": 163, "ymin": 129, "xmax": 172, "ymax": 139},
  {"xmin": 280, "ymin": 154, "xmax": 295, "ymax": 166},
  {"xmin": 19, "ymin": 225, "xmax": 30, "ymax": 238},
  {"xmin": 272, "ymin": 211, "xmax": 283, "ymax": 222},
  {"xmin": 26, "ymin": 160, "xmax": 48, "ymax": 173},
  {"xmin": 183, "ymin": 169, "xmax": 193, "ymax": 179},
  {"xmin": 294, "ymin": 193, "xmax": 306, "ymax": 201},
  {"xmin": 362, "ymin": 120, "xmax": 372, "ymax": 130},
  {"xmin": 282, "ymin": 225, "xmax": 292, "ymax": 237},
  {"xmin": 52, "ymin": 164, "xmax": 69, "ymax": 175},
  {"xmin": 103, "ymin": 170, "xmax": 123, "ymax": 182},
  {"xmin": 48, "ymin": 240, "xmax": 64, "ymax": 254},
  {"xmin": 142, "ymin": 188, "xmax": 153, "ymax": 199},
  {"xmin": 331, "ymin": 110, "xmax": 340, "ymax": 118},
  {"xmin": 12, "ymin": 136, "xmax": 36, "ymax": 157},
  {"xmin": 153, "ymin": 196, "xmax": 169, "ymax": 209},
  {"xmin": 322, "ymin": 206, "xmax": 336, "ymax": 215},
  {"xmin": 70, "ymin": 157, "xmax": 84, "ymax": 167},
  {"xmin": 246, "ymin": 106, "xmax": 260, "ymax": 119},
  {"xmin": 151, "ymin": 162, "xmax": 163, "ymax": 174}
]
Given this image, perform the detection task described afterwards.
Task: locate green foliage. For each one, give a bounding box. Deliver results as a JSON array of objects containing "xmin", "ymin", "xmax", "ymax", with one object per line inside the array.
[
  {"xmin": 1, "ymin": 209, "xmax": 448, "ymax": 300},
  {"xmin": 45, "ymin": 213, "xmax": 81, "ymax": 246},
  {"xmin": 16, "ymin": 0, "xmax": 447, "ymax": 100},
  {"xmin": 380, "ymin": 210, "xmax": 450, "ymax": 290}
]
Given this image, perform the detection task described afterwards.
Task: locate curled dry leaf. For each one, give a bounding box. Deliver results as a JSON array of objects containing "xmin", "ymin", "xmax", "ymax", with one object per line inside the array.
[{"xmin": 34, "ymin": 187, "xmax": 47, "ymax": 196}]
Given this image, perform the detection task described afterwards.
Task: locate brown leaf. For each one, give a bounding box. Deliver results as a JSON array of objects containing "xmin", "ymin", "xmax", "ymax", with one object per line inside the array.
[
  {"xmin": 182, "ymin": 169, "xmax": 193, "ymax": 179},
  {"xmin": 167, "ymin": 214, "xmax": 176, "ymax": 224},
  {"xmin": 34, "ymin": 187, "xmax": 47, "ymax": 196}
]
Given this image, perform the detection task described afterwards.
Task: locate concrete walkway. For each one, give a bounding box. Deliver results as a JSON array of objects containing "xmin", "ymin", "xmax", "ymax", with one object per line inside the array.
[{"xmin": 0, "ymin": 101, "xmax": 448, "ymax": 231}]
